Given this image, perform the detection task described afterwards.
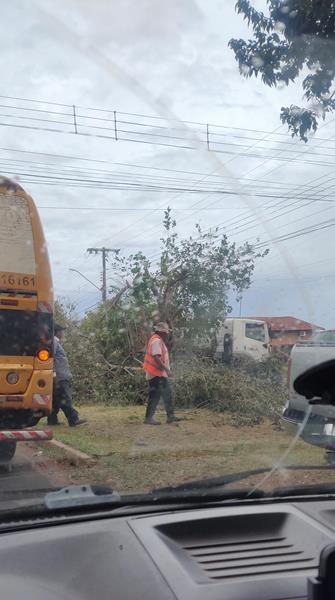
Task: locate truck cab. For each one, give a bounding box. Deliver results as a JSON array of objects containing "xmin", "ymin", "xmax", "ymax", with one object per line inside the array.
[{"xmin": 216, "ymin": 318, "xmax": 270, "ymax": 363}]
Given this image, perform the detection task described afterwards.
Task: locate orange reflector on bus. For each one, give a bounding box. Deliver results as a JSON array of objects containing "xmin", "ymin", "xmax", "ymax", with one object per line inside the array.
[{"xmin": 37, "ymin": 349, "xmax": 50, "ymax": 362}]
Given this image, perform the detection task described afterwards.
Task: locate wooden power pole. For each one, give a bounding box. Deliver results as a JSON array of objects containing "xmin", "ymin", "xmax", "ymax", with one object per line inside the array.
[{"xmin": 87, "ymin": 247, "xmax": 114, "ymax": 302}]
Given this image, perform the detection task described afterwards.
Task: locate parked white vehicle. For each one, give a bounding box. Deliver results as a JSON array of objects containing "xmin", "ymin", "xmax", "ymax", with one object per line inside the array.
[
  {"xmin": 283, "ymin": 330, "xmax": 335, "ymax": 451},
  {"xmin": 215, "ymin": 318, "xmax": 270, "ymax": 363}
]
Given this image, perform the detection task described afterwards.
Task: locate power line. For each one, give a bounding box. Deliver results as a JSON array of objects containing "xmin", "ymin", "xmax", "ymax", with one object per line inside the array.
[
  {"xmin": 2, "ymin": 95, "xmax": 335, "ymax": 166},
  {"xmin": 1, "ymin": 135, "xmax": 335, "ymax": 264},
  {"xmin": 105, "ymin": 118, "xmax": 335, "ymax": 260},
  {"xmin": 216, "ymin": 176, "xmax": 335, "ymax": 238},
  {"xmin": 219, "ymin": 170, "xmax": 335, "ymax": 242},
  {"xmin": 162, "ymin": 118, "xmax": 335, "ymax": 248},
  {"xmin": 2, "ymin": 154, "xmax": 328, "ymax": 197},
  {"xmin": 0, "ymin": 144, "xmax": 333, "ymax": 190},
  {"xmin": 37, "ymin": 205, "xmax": 249, "ymax": 212},
  {"xmin": 2, "ymin": 97, "xmax": 333, "ymax": 273},
  {"xmin": 72, "ymin": 123, "xmax": 286, "ymax": 264},
  {"xmin": 145, "ymin": 170, "xmax": 335, "ymax": 262},
  {"xmin": 255, "ymin": 217, "xmax": 335, "ymax": 248}
]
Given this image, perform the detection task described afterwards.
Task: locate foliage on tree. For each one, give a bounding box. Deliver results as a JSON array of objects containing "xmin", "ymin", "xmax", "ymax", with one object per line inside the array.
[
  {"xmin": 55, "ymin": 211, "xmax": 269, "ymax": 411},
  {"xmin": 229, "ymin": 0, "xmax": 335, "ymax": 141},
  {"xmin": 108, "ymin": 208, "xmax": 266, "ymax": 344}
]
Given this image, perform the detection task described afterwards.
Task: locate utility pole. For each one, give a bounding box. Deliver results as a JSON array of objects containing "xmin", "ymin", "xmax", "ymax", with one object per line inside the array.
[
  {"xmin": 239, "ymin": 294, "xmax": 243, "ymax": 318},
  {"xmin": 87, "ymin": 247, "xmax": 116, "ymax": 302}
]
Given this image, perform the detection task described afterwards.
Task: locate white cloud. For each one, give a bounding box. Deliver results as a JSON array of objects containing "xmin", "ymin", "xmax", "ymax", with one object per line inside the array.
[{"xmin": 0, "ymin": 0, "xmax": 332, "ymax": 324}]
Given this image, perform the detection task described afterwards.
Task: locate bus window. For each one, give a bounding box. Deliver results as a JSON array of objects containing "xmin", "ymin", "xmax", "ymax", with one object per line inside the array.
[
  {"xmin": 0, "ymin": 311, "xmax": 53, "ymax": 356},
  {"xmin": 0, "ymin": 194, "xmax": 36, "ymax": 280}
]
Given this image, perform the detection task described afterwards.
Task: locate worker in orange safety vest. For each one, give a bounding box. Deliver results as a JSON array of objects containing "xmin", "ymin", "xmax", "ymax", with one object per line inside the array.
[{"xmin": 143, "ymin": 322, "xmax": 182, "ymax": 425}]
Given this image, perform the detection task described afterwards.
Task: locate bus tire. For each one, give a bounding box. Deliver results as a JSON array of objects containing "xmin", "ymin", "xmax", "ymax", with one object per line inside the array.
[{"xmin": 0, "ymin": 440, "xmax": 17, "ymax": 463}]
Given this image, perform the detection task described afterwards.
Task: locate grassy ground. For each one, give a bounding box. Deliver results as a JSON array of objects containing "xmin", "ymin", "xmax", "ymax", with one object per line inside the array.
[{"xmin": 40, "ymin": 405, "xmax": 329, "ymax": 493}]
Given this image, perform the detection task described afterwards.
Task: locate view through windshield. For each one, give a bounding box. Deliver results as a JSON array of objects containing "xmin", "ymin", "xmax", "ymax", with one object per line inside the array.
[{"xmin": 0, "ymin": 0, "xmax": 334, "ymax": 503}]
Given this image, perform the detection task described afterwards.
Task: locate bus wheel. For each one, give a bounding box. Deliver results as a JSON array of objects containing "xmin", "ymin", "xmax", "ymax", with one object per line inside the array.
[{"xmin": 0, "ymin": 440, "xmax": 17, "ymax": 464}]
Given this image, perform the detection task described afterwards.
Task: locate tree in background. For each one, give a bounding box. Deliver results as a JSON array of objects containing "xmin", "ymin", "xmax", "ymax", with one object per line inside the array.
[
  {"xmin": 107, "ymin": 208, "xmax": 266, "ymax": 350},
  {"xmin": 54, "ymin": 212, "xmax": 271, "ymax": 409},
  {"xmin": 229, "ymin": 0, "xmax": 335, "ymax": 141}
]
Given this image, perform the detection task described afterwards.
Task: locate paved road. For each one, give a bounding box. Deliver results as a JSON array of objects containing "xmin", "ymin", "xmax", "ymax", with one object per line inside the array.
[
  {"xmin": 1, "ymin": 445, "xmax": 50, "ymax": 489},
  {"xmin": 0, "ymin": 444, "xmax": 53, "ymax": 511}
]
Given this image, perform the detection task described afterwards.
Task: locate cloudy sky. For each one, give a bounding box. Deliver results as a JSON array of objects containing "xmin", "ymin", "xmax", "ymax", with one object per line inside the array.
[{"xmin": 1, "ymin": 0, "xmax": 335, "ymax": 327}]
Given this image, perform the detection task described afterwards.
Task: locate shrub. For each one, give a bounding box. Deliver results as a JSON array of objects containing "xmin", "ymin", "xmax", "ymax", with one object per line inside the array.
[{"xmin": 172, "ymin": 359, "xmax": 286, "ymax": 426}]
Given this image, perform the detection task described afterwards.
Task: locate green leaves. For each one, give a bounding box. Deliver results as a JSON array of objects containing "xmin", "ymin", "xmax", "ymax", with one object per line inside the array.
[
  {"xmin": 280, "ymin": 105, "xmax": 318, "ymax": 141},
  {"xmin": 230, "ymin": 0, "xmax": 335, "ymax": 140},
  {"xmin": 107, "ymin": 210, "xmax": 263, "ymax": 342}
]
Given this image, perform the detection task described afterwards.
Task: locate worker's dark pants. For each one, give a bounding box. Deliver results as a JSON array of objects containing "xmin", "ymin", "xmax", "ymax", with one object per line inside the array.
[
  {"xmin": 145, "ymin": 377, "xmax": 174, "ymax": 420},
  {"xmin": 48, "ymin": 380, "xmax": 79, "ymax": 426}
]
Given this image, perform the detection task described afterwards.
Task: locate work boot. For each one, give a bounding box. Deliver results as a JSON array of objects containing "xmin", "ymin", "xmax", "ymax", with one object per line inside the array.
[
  {"xmin": 47, "ymin": 418, "xmax": 60, "ymax": 426},
  {"xmin": 166, "ymin": 416, "xmax": 184, "ymax": 424},
  {"xmin": 69, "ymin": 419, "xmax": 87, "ymax": 427},
  {"xmin": 144, "ymin": 418, "xmax": 161, "ymax": 425}
]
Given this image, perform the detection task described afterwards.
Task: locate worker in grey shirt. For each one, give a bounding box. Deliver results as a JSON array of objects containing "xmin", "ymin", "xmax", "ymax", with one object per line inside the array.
[{"xmin": 48, "ymin": 323, "xmax": 86, "ymax": 427}]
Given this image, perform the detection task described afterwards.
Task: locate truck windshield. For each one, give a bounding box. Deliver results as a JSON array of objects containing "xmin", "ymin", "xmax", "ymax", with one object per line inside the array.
[
  {"xmin": 245, "ymin": 323, "xmax": 265, "ymax": 342},
  {"xmin": 312, "ymin": 331, "xmax": 335, "ymax": 343},
  {"xmin": 2, "ymin": 0, "xmax": 335, "ymax": 509}
]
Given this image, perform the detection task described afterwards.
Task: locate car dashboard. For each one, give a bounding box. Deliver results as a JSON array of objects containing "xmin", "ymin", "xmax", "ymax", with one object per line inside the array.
[{"xmin": 0, "ymin": 498, "xmax": 335, "ymax": 599}]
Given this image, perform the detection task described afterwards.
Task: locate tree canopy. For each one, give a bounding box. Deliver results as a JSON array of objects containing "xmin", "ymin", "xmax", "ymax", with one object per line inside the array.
[
  {"xmin": 60, "ymin": 209, "xmax": 266, "ymax": 371},
  {"xmin": 107, "ymin": 208, "xmax": 265, "ymax": 347},
  {"xmin": 55, "ymin": 212, "xmax": 271, "ymax": 410},
  {"xmin": 229, "ymin": 0, "xmax": 335, "ymax": 141}
]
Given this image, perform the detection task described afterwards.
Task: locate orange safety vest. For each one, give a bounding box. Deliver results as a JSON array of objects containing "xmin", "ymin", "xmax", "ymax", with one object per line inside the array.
[{"xmin": 143, "ymin": 334, "xmax": 169, "ymax": 377}]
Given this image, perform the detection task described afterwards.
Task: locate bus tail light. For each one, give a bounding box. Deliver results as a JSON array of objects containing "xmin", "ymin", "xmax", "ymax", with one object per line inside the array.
[
  {"xmin": 6, "ymin": 372, "xmax": 19, "ymax": 384},
  {"xmin": 37, "ymin": 348, "xmax": 50, "ymax": 362}
]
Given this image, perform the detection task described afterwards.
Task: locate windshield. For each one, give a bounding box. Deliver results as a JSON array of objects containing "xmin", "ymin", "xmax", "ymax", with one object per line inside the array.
[
  {"xmin": 0, "ymin": 0, "xmax": 334, "ymax": 507},
  {"xmin": 245, "ymin": 323, "xmax": 266, "ymax": 342},
  {"xmin": 312, "ymin": 331, "xmax": 335, "ymax": 343}
]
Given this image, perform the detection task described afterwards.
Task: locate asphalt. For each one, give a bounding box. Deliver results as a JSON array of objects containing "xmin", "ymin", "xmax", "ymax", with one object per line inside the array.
[{"xmin": 0, "ymin": 444, "xmax": 52, "ymax": 494}]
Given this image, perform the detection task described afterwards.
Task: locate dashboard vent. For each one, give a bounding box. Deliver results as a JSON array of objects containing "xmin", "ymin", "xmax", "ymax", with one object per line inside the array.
[{"xmin": 184, "ymin": 535, "xmax": 315, "ymax": 580}]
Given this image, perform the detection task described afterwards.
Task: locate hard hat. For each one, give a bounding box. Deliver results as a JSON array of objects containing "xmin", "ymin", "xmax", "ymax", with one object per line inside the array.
[{"xmin": 153, "ymin": 321, "xmax": 172, "ymax": 334}]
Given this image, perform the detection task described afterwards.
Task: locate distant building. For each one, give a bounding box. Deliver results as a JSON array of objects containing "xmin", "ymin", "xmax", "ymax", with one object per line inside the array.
[{"xmin": 248, "ymin": 316, "xmax": 324, "ymax": 352}]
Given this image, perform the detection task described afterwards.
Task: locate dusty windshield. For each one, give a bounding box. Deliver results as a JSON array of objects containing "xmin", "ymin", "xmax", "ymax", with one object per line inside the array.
[
  {"xmin": 311, "ymin": 331, "xmax": 335, "ymax": 343},
  {"xmin": 0, "ymin": 0, "xmax": 334, "ymax": 503}
]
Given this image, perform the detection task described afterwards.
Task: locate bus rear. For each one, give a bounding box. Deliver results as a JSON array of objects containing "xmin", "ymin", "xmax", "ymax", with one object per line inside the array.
[{"xmin": 0, "ymin": 178, "xmax": 53, "ymax": 429}]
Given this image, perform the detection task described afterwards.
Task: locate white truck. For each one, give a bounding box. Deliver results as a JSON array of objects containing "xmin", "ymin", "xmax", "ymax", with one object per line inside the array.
[
  {"xmin": 215, "ymin": 318, "xmax": 271, "ymax": 363},
  {"xmin": 283, "ymin": 329, "xmax": 335, "ymax": 453}
]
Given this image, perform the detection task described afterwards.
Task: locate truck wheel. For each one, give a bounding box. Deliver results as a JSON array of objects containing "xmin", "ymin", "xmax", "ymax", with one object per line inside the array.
[{"xmin": 0, "ymin": 440, "xmax": 17, "ymax": 463}]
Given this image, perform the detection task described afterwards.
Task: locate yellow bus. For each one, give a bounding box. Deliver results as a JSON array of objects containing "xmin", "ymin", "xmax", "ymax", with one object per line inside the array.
[{"xmin": 0, "ymin": 177, "xmax": 54, "ymax": 430}]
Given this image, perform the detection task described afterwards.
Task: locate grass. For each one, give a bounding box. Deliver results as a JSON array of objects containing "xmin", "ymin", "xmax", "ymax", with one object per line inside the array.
[{"xmin": 42, "ymin": 405, "xmax": 327, "ymax": 493}]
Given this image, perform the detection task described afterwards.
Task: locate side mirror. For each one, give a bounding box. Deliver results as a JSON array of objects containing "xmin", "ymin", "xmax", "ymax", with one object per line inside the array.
[{"xmin": 294, "ymin": 359, "xmax": 335, "ymax": 405}]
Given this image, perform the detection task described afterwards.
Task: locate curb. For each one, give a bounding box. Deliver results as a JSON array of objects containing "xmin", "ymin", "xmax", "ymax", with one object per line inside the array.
[{"xmin": 48, "ymin": 439, "xmax": 93, "ymax": 464}]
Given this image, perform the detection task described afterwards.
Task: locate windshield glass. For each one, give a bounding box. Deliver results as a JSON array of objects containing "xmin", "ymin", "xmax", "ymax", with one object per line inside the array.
[
  {"xmin": 245, "ymin": 323, "xmax": 266, "ymax": 342},
  {"xmin": 312, "ymin": 331, "xmax": 335, "ymax": 343},
  {"xmin": 0, "ymin": 0, "xmax": 334, "ymax": 505},
  {"xmin": 0, "ymin": 310, "xmax": 53, "ymax": 356}
]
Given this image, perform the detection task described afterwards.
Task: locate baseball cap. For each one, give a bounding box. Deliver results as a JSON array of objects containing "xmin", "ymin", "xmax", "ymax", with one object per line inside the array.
[{"xmin": 153, "ymin": 321, "xmax": 172, "ymax": 334}]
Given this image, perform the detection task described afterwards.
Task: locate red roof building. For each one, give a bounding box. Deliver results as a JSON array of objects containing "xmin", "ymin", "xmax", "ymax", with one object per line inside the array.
[{"xmin": 249, "ymin": 316, "xmax": 324, "ymax": 350}]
